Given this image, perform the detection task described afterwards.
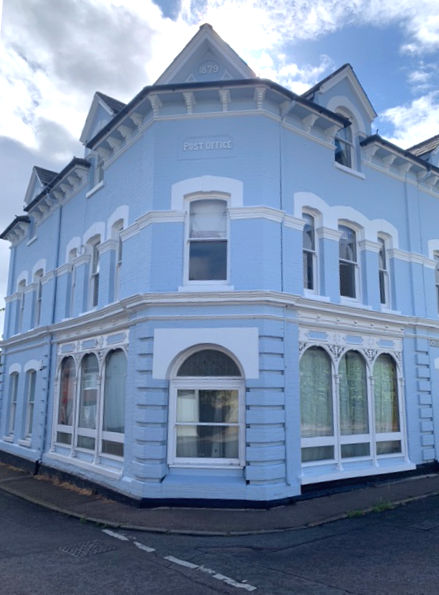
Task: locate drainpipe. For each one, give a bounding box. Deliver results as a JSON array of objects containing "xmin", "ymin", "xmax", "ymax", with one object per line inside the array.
[{"xmin": 40, "ymin": 194, "xmax": 63, "ymax": 466}]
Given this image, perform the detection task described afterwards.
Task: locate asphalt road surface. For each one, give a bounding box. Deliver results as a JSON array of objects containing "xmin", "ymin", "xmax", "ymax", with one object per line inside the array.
[{"xmin": 1, "ymin": 489, "xmax": 439, "ymax": 594}]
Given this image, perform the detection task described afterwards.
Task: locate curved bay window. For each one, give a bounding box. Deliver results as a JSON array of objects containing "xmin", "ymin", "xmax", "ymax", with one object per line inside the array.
[
  {"xmin": 169, "ymin": 349, "xmax": 244, "ymax": 467},
  {"xmin": 188, "ymin": 199, "xmax": 227, "ymax": 282},
  {"xmin": 54, "ymin": 349, "xmax": 127, "ymax": 462},
  {"xmin": 300, "ymin": 347, "xmax": 403, "ymax": 468}
]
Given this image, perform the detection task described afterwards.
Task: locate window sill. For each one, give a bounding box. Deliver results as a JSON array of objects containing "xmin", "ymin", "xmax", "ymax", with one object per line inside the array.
[
  {"xmin": 340, "ymin": 297, "xmax": 372, "ymax": 310},
  {"xmin": 18, "ymin": 438, "xmax": 31, "ymax": 448},
  {"xmin": 3, "ymin": 435, "xmax": 13, "ymax": 443},
  {"xmin": 86, "ymin": 181, "xmax": 104, "ymax": 198},
  {"xmin": 334, "ymin": 162, "xmax": 365, "ymax": 180},
  {"xmin": 178, "ymin": 283, "xmax": 234, "ymax": 292},
  {"xmin": 26, "ymin": 236, "xmax": 37, "ymax": 247},
  {"xmin": 46, "ymin": 451, "xmax": 123, "ymax": 479},
  {"xmin": 303, "ymin": 291, "xmax": 331, "ymax": 302}
]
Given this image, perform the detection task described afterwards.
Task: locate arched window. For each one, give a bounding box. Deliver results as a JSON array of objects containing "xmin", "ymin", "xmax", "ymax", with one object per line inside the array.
[
  {"xmin": 112, "ymin": 220, "xmax": 124, "ymax": 302},
  {"xmin": 7, "ymin": 372, "xmax": 19, "ymax": 436},
  {"xmin": 378, "ymin": 236, "xmax": 390, "ymax": 306},
  {"xmin": 303, "ymin": 213, "xmax": 316, "ymax": 292},
  {"xmin": 300, "ymin": 347, "xmax": 334, "ymax": 462},
  {"xmin": 56, "ymin": 356, "xmax": 76, "ymax": 445},
  {"xmin": 102, "ymin": 349, "xmax": 126, "ymax": 457},
  {"xmin": 33, "ymin": 269, "xmax": 44, "ymax": 327},
  {"xmin": 339, "ymin": 351, "xmax": 369, "ymax": 458},
  {"xmin": 88, "ymin": 237, "xmax": 100, "ymax": 308},
  {"xmin": 335, "ymin": 124, "xmax": 353, "ymax": 168},
  {"xmin": 77, "ymin": 353, "xmax": 99, "ymax": 450},
  {"xmin": 373, "ymin": 354, "xmax": 401, "ymax": 455},
  {"xmin": 24, "ymin": 370, "xmax": 36, "ymax": 439},
  {"xmin": 339, "ymin": 225, "xmax": 358, "ymax": 299},
  {"xmin": 169, "ymin": 348, "xmax": 244, "ymax": 466},
  {"xmin": 187, "ymin": 198, "xmax": 228, "ymax": 282}
]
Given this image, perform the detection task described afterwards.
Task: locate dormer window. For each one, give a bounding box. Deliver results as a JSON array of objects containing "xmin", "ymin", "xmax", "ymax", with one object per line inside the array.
[{"xmin": 335, "ymin": 125, "xmax": 353, "ymax": 168}]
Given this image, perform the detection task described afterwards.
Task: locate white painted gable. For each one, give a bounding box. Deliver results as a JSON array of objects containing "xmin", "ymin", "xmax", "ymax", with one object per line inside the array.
[{"xmin": 155, "ymin": 23, "xmax": 256, "ymax": 85}]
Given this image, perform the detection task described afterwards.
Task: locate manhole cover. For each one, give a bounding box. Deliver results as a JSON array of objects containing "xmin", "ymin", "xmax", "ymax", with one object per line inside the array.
[{"xmin": 59, "ymin": 540, "xmax": 117, "ymax": 558}]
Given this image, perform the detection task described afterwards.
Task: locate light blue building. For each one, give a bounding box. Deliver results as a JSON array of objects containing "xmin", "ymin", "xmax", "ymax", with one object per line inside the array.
[{"xmin": 2, "ymin": 24, "xmax": 439, "ymax": 504}]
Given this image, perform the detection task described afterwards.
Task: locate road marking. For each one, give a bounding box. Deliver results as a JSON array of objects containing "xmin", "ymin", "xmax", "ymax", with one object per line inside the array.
[
  {"xmin": 102, "ymin": 529, "xmax": 129, "ymax": 541},
  {"xmin": 101, "ymin": 529, "xmax": 257, "ymax": 591},
  {"xmin": 134, "ymin": 541, "xmax": 155, "ymax": 553},
  {"xmin": 165, "ymin": 555, "xmax": 198, "ymax": 569}
]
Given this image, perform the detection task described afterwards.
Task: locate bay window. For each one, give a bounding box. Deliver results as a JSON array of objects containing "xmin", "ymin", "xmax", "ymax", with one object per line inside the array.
[
  {"xmin": 300, "ymin": 347, "xmax": 403, "ymax": 468},
  {"xmin": 54, "ymin": 349, "xmax": 126, "ymax": 461},
  {"xmin": 169, "ymin": 349, "xmax": 244, "ymax": 467}
]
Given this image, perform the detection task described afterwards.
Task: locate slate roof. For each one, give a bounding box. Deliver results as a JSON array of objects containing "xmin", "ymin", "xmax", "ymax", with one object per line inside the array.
[
  {"xmin": 0, "ymin": 216, "xmax": 30, "ymax": 240},
  {"xmin": 95, "ymin": 92, "xmax": 126, "ymax": 114},
  {"xmin": 408, "ymin": 134, "xmax": 439, "ymax": 157},
  {"xmin": 34, "ymin": 166, "xmax": 57, "ymax": 186}
]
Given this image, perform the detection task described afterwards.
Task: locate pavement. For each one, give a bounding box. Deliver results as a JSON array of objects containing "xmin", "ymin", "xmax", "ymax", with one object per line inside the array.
[{"xmin": 2, "ymin": 462, "xmax": 439, "ymax": 536}]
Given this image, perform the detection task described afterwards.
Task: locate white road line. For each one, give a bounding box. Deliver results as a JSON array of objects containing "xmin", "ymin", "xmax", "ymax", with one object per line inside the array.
[
  {"xmin": 102, "ymin": 529, "xmax": 129, "ymax": 541},
  {"xmin": 164, "ymin": 555, "xmax": 198, "ymax": 569},
  {"xmin": 134, "ymin": 541, "xmax": 156, "ymax": 553},
  {"xmin": 101, "ymin": 530, "xmax": 257, "ymax": 591}
]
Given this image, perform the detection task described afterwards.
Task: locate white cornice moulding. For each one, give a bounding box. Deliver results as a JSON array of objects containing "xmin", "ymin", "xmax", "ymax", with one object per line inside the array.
[
  {"xmin": 316, "ymin": 226, "xmax": 342, "ymax": 241},
  {"xmin": 121, "ymin": 210, "xmax": 185, "ymax": 240},
  {"xmin": 359, "ymin": 239, "xmax": 381, "ymax": 253}
]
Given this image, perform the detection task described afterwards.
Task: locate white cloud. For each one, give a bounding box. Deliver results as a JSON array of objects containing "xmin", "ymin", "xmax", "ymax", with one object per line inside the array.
[{"xmin": 378, "ymin": 92, "xmax": 439, "ymax": 148}]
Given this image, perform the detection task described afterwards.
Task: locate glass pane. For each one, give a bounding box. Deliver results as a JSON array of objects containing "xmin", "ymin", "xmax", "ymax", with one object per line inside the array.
[
  {"xmin": 177, "ymin": 350, "xmax": 240, "ymax": 376},
  {"xmin": 300, "ymin": 347, "xmax": 333, "ymax": 438},
  {"xmin": 378, "ymin": 238, "xmax": 386, "ymax": 269},
  {"xmin": 190, "ymin": 200, "xmax": 226, "ymax": 238},
  {"xmin": 373, "ymin": 354, "xmax": 400, "ymax": 433},
  {"xmin": 56, "ymin": 431, "xmax": 71, "ymax": 445},
  {"xmin": 58, "ymin": 357, "xmax": 75, "ymax": 426},
  {"xmin": 339, "ymin": 351, "xmax": 368, "ymax": 435},
  {"xmin": 103, "ymin": 350, "xmax": 126, "ymax": 433},
  {"xmin": 301, "ymin": 446, "xmax": 334, "ymax": 462},
  {"xmin": 189, "ymin": 240, "xmax": 227, "ymax": 280},
  {"xmin": 339, "ymin": 226, "xmax": 356, "ymax": 261},
  {"xmin": 377, "ymin": 441, "xmax": 401, "ymax": 455},
  {"xmin": 341, "ymin": 443, "xmax": 370, "ymax": 458},
  {"xmin": 335, "ymin": 138, "xmax": 352, "ymax": 167},
  {"xmin": 27, "ymin": 371, "xmax": 36, "ymax": 404},
  {"xmin": 303, "ymin": 251, "xmax": 314, "ymax": 290},
  {"xmin": 176, "ymin": 425, "xmax": 238, "ymax": 458},
  {"xmin": 102, "ymin": 440, "xmax": 124, "ymax": 457},
  {"xmin": 79, "ymin": 354, "xmax": 98, "ymax": 429},
  {"xmin": 77, "ymin": 435, "xmax": 95, "ymax": 450},
  {"xmin": 303, "ymin": 214, "xmax": 315, "ymax": 250},
  {"xmin": 340, "ymin": 260, "xmax": 356, "ymax": 298},
  {"xmin": 176, "ymin": 390, "xmax": 238, "ymax": 423},
  {"xmin": 379, "ymin": 270, "xmax": 386, "ymax": 304}
]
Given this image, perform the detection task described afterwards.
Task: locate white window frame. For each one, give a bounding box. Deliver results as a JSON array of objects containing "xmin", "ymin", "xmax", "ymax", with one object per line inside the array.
[
  {"xmin": 302, "ymin": 211, "xmax": 318, "ymax": 294},
  {"xmin": 33, "ymin": 269, "xmax": 44, "ymax": 328},
  {"xmin": 112, "ymin": 220, "xmax": 124, "ymax": 302},
  {"xmin": 16, "ymin": 280, "xmax": 26, "ymax": 334},
  {"xmin": 335, "ymin": 124, "xmax": 354, "ymax": 169},
  {"xmin": 88, "ymin": 236, "xmax": 100, "ymax": 309},
  {"xmin": 378, "ymin": 235, "xmax": 391, "ymax": 308},
  {"xmin": 7, "ymin": 372, "xmax": 19, "ymax": 436},
  {"xmin": 24, "ymin": 369, "xmax": 36, "ymax": 439},
  {"xmin": 338, "ymin": 224, "xmax": 360, "ymax": 301},
  {"xmin": 66, "ymin": 248, "xmax": 77, "ymax": 318},
  {"xmin": 183, "ymin": 193, "xmax": 230, "ymax": 288},
  {"xmin": 434, "ymin": 252, "xmax": 439, "ymax": 315},
  {"xmin": 168, "ymin": 348, "xmax": 245, "ymax": 468},
  {"xmin": 300, "ymin": 347, "xmax": 406, "ymax": 471},
  {"xmin": 53, "ymin": 349, "xmax": 126, "ymax": 463}
]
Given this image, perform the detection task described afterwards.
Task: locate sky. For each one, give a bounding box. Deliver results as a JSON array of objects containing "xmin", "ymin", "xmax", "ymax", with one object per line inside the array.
[{"xmin": 1, "ymin": 0, "xmax": 439, "ymax": 330}]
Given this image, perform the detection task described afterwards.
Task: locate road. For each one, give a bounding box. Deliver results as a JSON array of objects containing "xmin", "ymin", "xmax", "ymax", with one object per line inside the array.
[{"xmin": 1, "ymin": 489, "xmax": 439, "ymax": 594}]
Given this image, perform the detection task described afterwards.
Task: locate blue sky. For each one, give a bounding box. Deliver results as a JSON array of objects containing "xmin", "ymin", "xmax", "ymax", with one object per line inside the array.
[{"xmin": 1, "ymin": 0, "xmax": 439, "ymax": 321}]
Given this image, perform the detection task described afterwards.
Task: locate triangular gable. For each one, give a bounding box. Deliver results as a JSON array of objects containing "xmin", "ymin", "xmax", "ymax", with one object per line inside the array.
[
  {"xmin": 24, "ymin": 166, "xmax": 57, "ymax": 207},
  {"xmin": 155, "ymin": 23, "xmax": 256, "ymax": 85},
  {"xmin": 80, "ymin": 92, "xmax": 126, "ymax": 145},
  {"xmin": 303, "ymin": 64, "xmax": 376, "ymax": 133}
]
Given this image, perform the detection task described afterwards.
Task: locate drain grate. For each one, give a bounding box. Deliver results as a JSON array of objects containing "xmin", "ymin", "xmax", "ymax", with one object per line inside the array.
[{"xmin": 59, "ymin": 540, "xmax": 117, "ymax": 558}]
